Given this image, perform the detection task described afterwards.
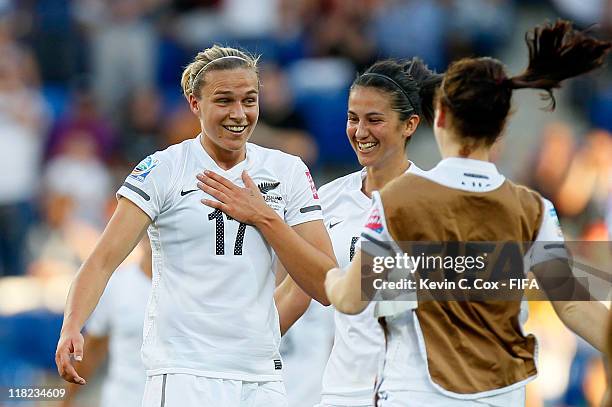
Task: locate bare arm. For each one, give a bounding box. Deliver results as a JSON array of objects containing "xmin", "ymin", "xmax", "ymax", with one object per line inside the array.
[
  {"xmin": 257, "ymin": 213, "xmax": 335, "ymax": 305},
  {"xmin": 61, "ymin": 334, "xmax": 109, "ymax": 406},
  {"xmin": 325, "ymin": 250, "xmax": 370, "ymax": 314},
  {"xmin": 531, "ymin": 261, "xmax": 609, "ymax": 353},
  {"xmin": 549, "ymin": 300, "xmax": 608, "ymax": 353},
  {"xmin": 56, "ymin": 198, "xmax": 151, "ymax": 384},
  {"xmin": 275, "ymin": 268, "xmax": 312, "ymax": 335},
  {"xmin": 197, "ymin": 170, "xmax": 337, "ymax": 304}
]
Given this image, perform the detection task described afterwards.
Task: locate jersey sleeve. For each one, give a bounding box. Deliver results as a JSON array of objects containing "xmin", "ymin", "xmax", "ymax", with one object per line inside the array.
[
  {"xmin": 116, "ymin": 153, "xmax": 172, "ymax": 221},
  {"xmin": 284, "ymin": 159, "xmax": 324, "ymax": 226},
  {"xmin": 85, "ymin": 279, "xmax": 114, "ymax": 337},
  {"xmin": 526, "ymin": 198, "xmax": 568, "ymax": 268},
  {"xmin": 317, "ymin": 182, "xmax": 334, "ymax": 226},
  {"xmin": 358, "ymin": 192, "xmax": 401, "ymax": 257}
]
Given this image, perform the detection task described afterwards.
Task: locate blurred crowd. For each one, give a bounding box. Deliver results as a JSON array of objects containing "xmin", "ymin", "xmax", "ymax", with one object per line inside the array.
[{"xmin": 0, "ymin": 0, "xmax": 610, "ymax": 406}]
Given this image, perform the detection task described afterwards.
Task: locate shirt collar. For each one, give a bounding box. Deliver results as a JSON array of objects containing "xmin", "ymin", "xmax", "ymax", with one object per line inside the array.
[
  {"xmin": 425, "ymin": 157, "xmax": 505, "ymax": 192},
  {"xmin": 434, "ymin": 157, "xmax": 501, "ymax": 175}
]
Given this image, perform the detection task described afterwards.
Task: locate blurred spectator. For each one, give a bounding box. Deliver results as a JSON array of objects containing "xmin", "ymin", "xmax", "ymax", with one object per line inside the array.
[
  {"xmin": 26, "ymin": 190, "xmax": 101, "ymax": 279},
  {"xmin": 26, "ymin": 193, "xmax": 81, "ymax": 277},
  {"xmin": 118, "ymin": 87, "xmax": 165, "ymax": 165},
  {"xmin": 525, "ymin": 125, "xmax": 612, "ymax": 238},
  {"xmin": 0, "ymin": 18, "xmax": 49, "ymax": 277},
  {"xmin": 524, "ymin": 122, "xmax": 576, "ymax": 201},
  {"xmin": 171, "ymin": 0, "xmax": 224, "ymax": 50},
  {"xmin": 73, "ymin": 0, "xmax": 160, "ymax": 116},
  {"xmin": 550, "ymin": 0, "xmax": 609, "ymax": 28},
  {"xmin": 162, "ymin": 103, "xmax": 199, "ymax": 146},
  {"xmin": 273, "ymin": 0, "xmax": 309, "ymax": 65},
  {"xmin": 45, "ymin": 82, "xmax": 116, "ymax": 161},
  {"xmin": 27, "ymin": 0, "xmax": 84, "ymax": 83},
  {"xmin": 43, "ymin": 129, "xmax": 113, "ymax": 227},
  {"xmin": 555, "ymin": 130, "xmax": 612, "ymax": 229},
  {"xmin": 0, "ymin": 1, "xmax": 41, "ymax": 87},
  {"xmin": 304, "ymin": 0, "xmax": 376, "ymax": 71},
  {"xmin": 220, "ymin": 0, "xmax": 279, "ymax": 40},
  {"xmin": 252, "ymin": 64, "xmax": 318, "ymax": 165},
  {"xmin": 371, "ymin": 0, "xmax": 447, "ymax": 71},
  {"xmin": 446, "ymin": 0, "xmax": 515, "ymax": 60}
]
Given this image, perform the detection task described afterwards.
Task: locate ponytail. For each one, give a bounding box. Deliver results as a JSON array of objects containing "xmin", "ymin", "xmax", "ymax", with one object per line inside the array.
[
  {"xmin": 405, "ymin": 57, "xmax": 443, "ymax": 125},
  {"xmin": 509, "ymin": 20, "xmax": 611, "ymax": 109},
  {"xmin": 438, "ymin": 19, "xmax": 610, "ymax": 143}
]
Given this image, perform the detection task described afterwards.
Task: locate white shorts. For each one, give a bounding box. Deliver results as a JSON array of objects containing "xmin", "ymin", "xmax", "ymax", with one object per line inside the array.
[
  {"xmin": 142, "ymin": 374, "xmax": 288, "ymax": 407},
  {"xmin": 376, "ymin": 387, "xmax": 525, "ymax": 407}
]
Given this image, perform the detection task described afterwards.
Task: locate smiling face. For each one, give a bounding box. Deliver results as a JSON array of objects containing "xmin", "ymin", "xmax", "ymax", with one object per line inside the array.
[
  {"xmin": 189, "ymin": 68, "xmax": 259, "ymax": 155},
  {"xmin": 347, "ymin": 86, "xmax": 416, "ymax": 168}
]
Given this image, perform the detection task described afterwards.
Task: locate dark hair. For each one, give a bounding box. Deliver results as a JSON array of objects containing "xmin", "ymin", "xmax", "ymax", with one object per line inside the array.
[
  {"xmin": 351, "ymin": 58, "xmax": 443, "ymax": 126},
  {"xmin": 438, "ymin": 20, "xmax": 611, "ymax": 145}
]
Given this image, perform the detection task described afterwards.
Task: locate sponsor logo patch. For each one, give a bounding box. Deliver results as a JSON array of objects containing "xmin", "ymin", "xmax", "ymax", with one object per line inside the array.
[
  {"xmin": 129, "ymin": 156, "xmax": 159, "ymax": 182},
  {"xmin": 365, "ymin": 208, "xmax": 383, "ymax": 234},
  {"xmin": 305, "ymin": 171, "xmax": 319, "ymax": 199}
]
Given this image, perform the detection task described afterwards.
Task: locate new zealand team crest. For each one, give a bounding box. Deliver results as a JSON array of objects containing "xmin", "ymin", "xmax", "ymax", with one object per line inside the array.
[
  {"xmin": 258, "ymin": 181, "xmax": 283, "ymax": 211},
  {"xmin": 129, "ymin": 156, "xmax": 159, "ymax": 182}
]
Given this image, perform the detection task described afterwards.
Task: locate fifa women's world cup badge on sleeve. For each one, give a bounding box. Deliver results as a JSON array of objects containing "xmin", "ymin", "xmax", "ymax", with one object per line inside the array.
[{"xmin": 129, "ymin": 156, "xmax": 159, "ymax": 182}]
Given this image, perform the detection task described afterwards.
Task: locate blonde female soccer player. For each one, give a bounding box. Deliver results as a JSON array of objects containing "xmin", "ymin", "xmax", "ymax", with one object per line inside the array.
[
  {"xmin": 326, "ymin": 21, "xmax": 611, "ymax": 406},
  {"xmin": 55, "ymin": 45, "xmax": 336, "ymax": 407},
  {"xmin": 198, "ymin": 57, "xmax": 442, "ymax": 407}
]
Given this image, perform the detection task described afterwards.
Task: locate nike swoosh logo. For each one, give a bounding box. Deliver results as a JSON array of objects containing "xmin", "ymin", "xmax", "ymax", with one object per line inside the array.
[
  {"xmin": 329, "ymin": 220, "xmax": 343, "ymax": 229},
  {"xmin": 180, "ymin": 189, "xmax": 198, "ymax": 196}
]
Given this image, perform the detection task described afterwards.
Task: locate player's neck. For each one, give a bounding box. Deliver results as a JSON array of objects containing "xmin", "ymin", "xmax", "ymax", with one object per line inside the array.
[
  {"xmin": 200, "ymin": 136, "xmax": 246, "ymax": 170},
  {"xmin": 440, "ymin": 131, "xmax": 491, "ymax": 161},
  {"xmin": 363, "ymin": 156, "xmax": 410, "ymax": 198}
]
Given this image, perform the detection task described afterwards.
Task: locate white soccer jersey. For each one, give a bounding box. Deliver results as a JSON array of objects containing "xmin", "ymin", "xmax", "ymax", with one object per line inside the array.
[
  {"xmin": 116, "ymin": 136, "xmax": 323, "ymax": 381},
  {"xmin": 360, "ymin": 157, "xmax": 566, "ymax": 405},
  {"xmin": 319, "ymin": 164, "xmax": 423, "ymax": 406},
  {"xmin": 86, "ymin": 263, "xmax": 150, "ymax": 407}
]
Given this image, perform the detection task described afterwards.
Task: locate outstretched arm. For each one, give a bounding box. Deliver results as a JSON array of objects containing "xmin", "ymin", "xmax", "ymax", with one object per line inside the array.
[
  {"xmin": 531, "ymin": 261, "xmax": 608, "ymax": 353},
  {"xmin": 325, "ymin": 250, "xmax": 370, "ymax": 314},
  {"xmin": 550, "ymin": 300, "xmax": 608, "ymax": 353},
  {"xmin": 56, "ymin": 198, "xmax": 150, "ymax": 384}
]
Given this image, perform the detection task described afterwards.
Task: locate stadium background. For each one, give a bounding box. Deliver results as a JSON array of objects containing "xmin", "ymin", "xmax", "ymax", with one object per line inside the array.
[{"xmin": 0, "ymin": 0, "xmax": 610, "ymax": 406}]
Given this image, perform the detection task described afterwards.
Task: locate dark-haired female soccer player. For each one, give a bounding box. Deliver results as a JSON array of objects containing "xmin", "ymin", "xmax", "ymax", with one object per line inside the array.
[
  {"xmin": 325, "ymin": 20, "xmax": 611, "ymax": 406},
  {"xmin": 314, "ymin": 58, "xmax": 440, "ymax": 407}
]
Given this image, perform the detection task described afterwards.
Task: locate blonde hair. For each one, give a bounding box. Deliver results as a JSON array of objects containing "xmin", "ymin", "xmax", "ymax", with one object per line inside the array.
[{"xmin": 180, "ymin": 45, "xmax": 260, "ymax": 100}]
